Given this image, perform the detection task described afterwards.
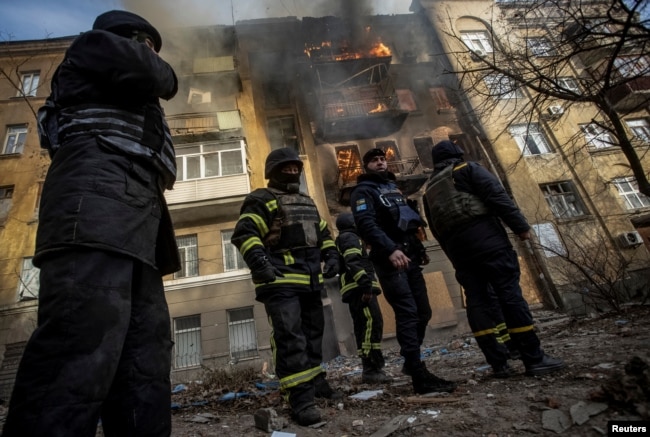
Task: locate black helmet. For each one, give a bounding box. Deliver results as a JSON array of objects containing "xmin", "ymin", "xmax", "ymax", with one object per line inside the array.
[
  {"xmin": 431, "ymin": 140, "xmax": 464, "ymax": 164},
  {"xmin": 264, "ymin": 148, "xmax": 303, "ymax": 179},
  {"xmin": 335, "ymin": 212, "xmax": 355, "ymax": 231},
  {"xmin": 93, "ymin": 10, "xmax": 163, "ymax": 52}
]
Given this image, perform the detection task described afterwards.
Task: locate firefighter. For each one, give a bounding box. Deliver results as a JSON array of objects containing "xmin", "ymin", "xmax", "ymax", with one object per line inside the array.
[
  {"xmin": 232, "ymin": 148, "xmax": 341, "ymax": 426},
  {"xmin": 335, "ymin": 212, "xmax": 391, "ymax": 384},
  {"xmin": 422, "ymin": 140, "xmax": 565, "ymax": 377},
  {"xmin": 350, "ymin": 148, "xmax": 457, "ymax": 394},
  {"xmin": 3, "ymin": 10, "xmax": 179, "ymax": 437}
]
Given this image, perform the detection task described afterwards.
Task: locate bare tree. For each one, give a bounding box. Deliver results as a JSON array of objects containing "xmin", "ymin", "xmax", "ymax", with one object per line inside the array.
[{"xmin": 441, "ymin": 0, "xmax": 650, "ymax": 195}]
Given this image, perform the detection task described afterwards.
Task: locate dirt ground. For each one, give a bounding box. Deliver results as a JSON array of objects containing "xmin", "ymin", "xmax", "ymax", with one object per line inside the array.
[{"xmin": 162, "ymin": 303, "xmax": 650, "ymax": 437}]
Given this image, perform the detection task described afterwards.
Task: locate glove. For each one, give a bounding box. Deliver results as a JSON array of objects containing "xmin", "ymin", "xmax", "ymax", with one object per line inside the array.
[
  {"xmin": 248, "ymin": 254, "xmax": 283, "ymax": 284},
  {"xmin": 323, "ymin": 254, "xmax": 340, "ymax": 278}
]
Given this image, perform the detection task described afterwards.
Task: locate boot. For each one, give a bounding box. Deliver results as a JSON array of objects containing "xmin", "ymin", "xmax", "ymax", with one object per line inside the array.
[
  {"xmin": 410, "ymin": 362, "xmax": 457, "ymax": 394},
  {"xmin": 313, "ymin": 373, "xmax": 343, "ymax": 400},
  {"xmin": 361, "ymin": 358, "xmax": 392, "ymax": 384},
  {"xmin": 292, "ymin": 405, "xmax": 321, "ymax": 426},
  {"xmin": 525, "ymin": 354, "xmax": 566, "ymax": 376},
  {"xmin": 491, "ymin": 362, "xmax": 516, "ymax": 379}
]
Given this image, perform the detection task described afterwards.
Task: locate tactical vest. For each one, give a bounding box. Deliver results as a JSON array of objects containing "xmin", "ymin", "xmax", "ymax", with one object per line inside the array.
[
  {"xmin": 375, "ymin": 183, "xmax": 423, "ymax": 232},
  {"xmin": 40, "ymin": 102, "xmax": 177, "ymax": 189},
  {"xmin": 264, "ymin": 188, "xmax": 321, "ymax": 252},
  {"xmin": 424, "ymin": 163, "xmax": 489, "ymax": 235}
]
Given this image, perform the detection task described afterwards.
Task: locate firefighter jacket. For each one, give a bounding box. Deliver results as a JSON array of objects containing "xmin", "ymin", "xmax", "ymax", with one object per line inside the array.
[
  {"xmin": 335, "ymin": 229, "xmax": 381, "ymax": 303},
  {"xmin": 350, "ymin": 172, "xmax": 426, "ymax": 265},
  {"xmin": 33, "ymin": 29, "xmax": 180, "ymax": 275},
  {"xmin": 423, "ymin": 157, "xmax": 531, "ymax": 264},
  {"xmin": 232, "ymin": 187, "xmax": 338, "ymax": 298}
]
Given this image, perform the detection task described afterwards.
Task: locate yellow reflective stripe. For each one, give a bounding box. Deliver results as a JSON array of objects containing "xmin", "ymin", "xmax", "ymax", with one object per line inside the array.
[
  {"xmin": 239, "ymin": 212, "xmax": 269, "ymax": 236},
  {"xmin": 268, "ymin": 316, "xmax": 277, "ymax": 373},
  {"xmin": 321, "ymin": 239, "xmax": 336, "ymax": 250},
  {"xmin": 253, "ymin": 273, "xmax": 315, "ymax": 287},
  {"xmin": 473, "ymin": 328, "xmax": 496, "ymax": 338},
  {"xmin": 319, "ymin": 219, "xmax": 328, "ymax": 231},
  {"xmin": 353, "ymin": 270, "xmax": 367, "ymax": 282},
  {"xmin": 361, "ymin": 306, "xmax": 373, "ymax": 354},
  {"xmin": 240, "ymin": 237, "xmax": 264, "ymax": 257},
  {"xmin": 343, "ymin": 247, "xmax": 363, "ymax": 257},
  {"xmin": 453, "ymin": 162, "xmax": 468, "ymax": 171},
  {"xmin": 371, "ymin": 279, "xmax": 380, "ymax": 288},
  {"xmin": 266, "ymin": 198, "xmax": 278, "ymax": 212},
  {"xmin": 340, "ymin": 282, "xmax": 356, "ymax": 294},
  {"xmin": 283, "ymin": 251, "xmax": 295, "ymax": 265},
  {"xmin": 509, "ymin": 325, "xmax": 535, "ymax": 334},
  {"xmin": 496, "ymin": 332, "xmax": 512, "ymax": 344},
  {"xmin": 279, "ymin": 365, "xmax": 323, "ymax": 390},
  {"xmin": 370, "ymin": 343, "xmax": 382, "ymax": 349},
  {"xmin": 495, "ymin": 322, "xmax": 507, "ymax": 332}
]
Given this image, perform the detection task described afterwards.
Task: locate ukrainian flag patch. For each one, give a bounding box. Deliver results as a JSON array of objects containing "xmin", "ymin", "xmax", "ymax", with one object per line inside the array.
[{"xmin": 355, "ymin": 198, "xmax": 368, "ymax": 212}]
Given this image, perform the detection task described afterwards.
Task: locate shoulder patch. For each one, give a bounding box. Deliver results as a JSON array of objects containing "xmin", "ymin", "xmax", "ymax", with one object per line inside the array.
[{"xmin": 355, "ymin": 198, "xmax": 367, "ymax": 212}]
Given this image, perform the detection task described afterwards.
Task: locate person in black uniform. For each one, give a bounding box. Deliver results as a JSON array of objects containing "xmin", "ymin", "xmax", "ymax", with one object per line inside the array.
[
  {"xmin": 423, "ymin": 140, "xmax": 565, "ymax": 378},
  {"xmin": 232, "ymin": 148, "xmax": 341, "ymax": 426},
  {"xmin": 335, "ymin": 212, "xmax": 391, "ymax": 384},
  {"xmin": 350, "ymin": 148, "xmax": 457, "ymax": 394},
  {"xmin": 3, "ymin": 10, "xmax": 179, "ymax": 437}
]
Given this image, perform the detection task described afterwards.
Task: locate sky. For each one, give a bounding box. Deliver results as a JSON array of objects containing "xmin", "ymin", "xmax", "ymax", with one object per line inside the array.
[{"xmin": 0, "ymin": 0, "xmax": 413, "ymax": 42}]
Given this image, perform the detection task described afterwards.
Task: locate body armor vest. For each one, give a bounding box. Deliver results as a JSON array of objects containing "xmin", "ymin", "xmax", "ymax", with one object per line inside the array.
[
  {"xmin": 424, "ymin": 164, "xmax": 490, "ymax": 235},
  {"xmin": 376, "ymin": 183, "xmax": 423, "ymax": 232},
  {"xmin": 41, "ymin": 103, "xmax": 176, "ymax": 188},
  {"xmin": 264, "ymin": 188, "xmax": 321, "ymax": 252}
]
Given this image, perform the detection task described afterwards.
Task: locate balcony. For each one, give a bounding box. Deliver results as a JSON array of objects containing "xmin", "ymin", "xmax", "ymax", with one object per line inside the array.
[{"xmin": 605, "ymin": 76, "xmax": 650, "ymax": 113}]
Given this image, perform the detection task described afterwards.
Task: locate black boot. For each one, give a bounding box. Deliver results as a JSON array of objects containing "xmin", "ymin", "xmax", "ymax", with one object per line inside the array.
[
  {"xmin": 409, "ymin": 362, "xmax": 457, "ymax": 394},
  {"xmin": 361, "ymin": 357, "xmax": 392, "ymax": 384},
  {"xmin": 525, "ymin": 354, "xmax": 565, "ymax": 376},
  {"xmin": 313, "ymin": 373, "xmax": 343, "ymax": 400},
  {"xmin": 288, "ymin": 382, "xmax": 321, "ymax": 426},
  {"xmin": 292, "ymin": 406, "xmax": 321, "ymax": 426}
]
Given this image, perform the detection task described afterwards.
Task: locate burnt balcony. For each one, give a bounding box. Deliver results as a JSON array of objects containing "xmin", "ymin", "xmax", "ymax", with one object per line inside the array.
[
  {"xmin": 605, "ymin": 76, "xmax": 650, "ymax": 113},
  {"xmin": 336, "ymin": 157, "xmax": 428, "ymax": 206}
]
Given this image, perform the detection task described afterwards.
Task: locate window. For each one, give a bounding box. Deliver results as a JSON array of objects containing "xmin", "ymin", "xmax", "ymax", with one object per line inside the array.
[
  {"xmin": 175, "ymin": 234, "xmax": 199, "ymax": 279},
  {"xmin": 540, "ymin": 181, "xmax": 587, "ymax": 218},
  {"xmin": 509, "ymin": 124, "xmax": 552, "ymax": 155},
  {"xmin": 626, "ymin": 119, "xmax": 650, "ymax": 143},
  {"xmin": 484, "ymin": 74, "xmax": 523, "ymax": 99},
  {"xmin": 413, "ymin": 137, "xmax": 434, "ymax": 169},
  {"xmin": 375, "ymin": 141, "xmax": 402, "ymax": 174},
  {"xmin": 267, "ymin": 116, "xmax": 299, "ymax": 153},
  {"xmin": 34, "ymin": 182, "xmax": 43, "ymax": 217},
  {"xmin": 3, "ymin": 125, "xmax": 27, "ymax": 155},
  {"xmin": 336, "ymin": 145, "xmax": 363, "ymax": 185},
  {"xmin": 228, "ymin": 307, "xmax": 258, "ymax": 360},
  {"xmin": 614, "ymin": 56, "xmax": 650, "ymax": 78},
  {"xmin": 613, "ymin": 177, "xmax": 650, "ymax": 210},
  {"xmin": 175, "ymin": 140, "xmax": 244, "ymax": 181},
  {"xmin": 0, "ymin": 186, "xmax": 14, "ymax": 224},
  {"xmin": 557, "ymin": 77, "xmax": 581, "ymax": 94},
  {"xmin": 460, "ymin": 31, "xmax": 494, "ymax": 54},
  {"xmin": 527, "ymin": 37, "xmax": 556, "ymax": 57},
  {"xmin": 18, "ymin": 72, "xmax": 40, "ymax": 97},
  {"xmin": 18, "ymin": 257, "xmax": 39, "ymax": 300},
  {"xmin": 222, "ymin": 229, "xmax": 245, "ymax": 271},
  {"xmin": 581, "ymin": 123, "xmax": 616, "ymax": 149},
  {"xmin": 531, "ymin": 222, "xmax": 567, "ymax": 257},
  {"xmin": 173, "ymin": 315, "xmax": 201, "ymax": 368}
]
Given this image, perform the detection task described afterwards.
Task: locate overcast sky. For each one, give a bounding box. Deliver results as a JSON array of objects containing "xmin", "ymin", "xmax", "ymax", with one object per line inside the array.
[{"xmin": 0, "ymin": 0, "xmax": 413, "ymax": 42}]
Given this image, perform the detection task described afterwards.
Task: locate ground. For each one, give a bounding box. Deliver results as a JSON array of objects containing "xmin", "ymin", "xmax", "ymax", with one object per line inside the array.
[{"xmin": 164, "ymin": 303, "xmax": 650, "ymax": 437}]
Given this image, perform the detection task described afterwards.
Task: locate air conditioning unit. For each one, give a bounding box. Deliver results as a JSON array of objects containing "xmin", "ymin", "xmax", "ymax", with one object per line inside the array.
[
  {"xmin": 470, "ymin": 49, "xmax": 486, "ymax": 60},
  {"xmin": 545, "ymin": 105, "xmax": 564, "ymax": 119},
  {"xmin": 618, "ymin": 231, "xmax": 644, "ymax": 248}
]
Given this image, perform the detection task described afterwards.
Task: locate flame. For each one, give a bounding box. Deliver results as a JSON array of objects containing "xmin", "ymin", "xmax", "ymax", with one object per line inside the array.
[
  {"xmin": 368, "ymin": 102, "xmax": 388, "ymax": 114},
  {"xmin": 337, "ymin": 148, "xmax": 363, "ymax": 184},
  {"xmin": 305, "ymin": 38, "xmax": 391, "ymax": 60},
  {"xmin": 369, "ymin": 42, "xmax": 391, "ymax": 57}
]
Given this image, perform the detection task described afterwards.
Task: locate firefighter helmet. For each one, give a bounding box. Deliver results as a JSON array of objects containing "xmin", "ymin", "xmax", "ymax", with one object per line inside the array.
[
  {"xmin": 335, "ymin": 212, "xmax": 355, "ymax": 232},
  {"xmin": 264, "ymin": 148, "xmax": 303, "ymax": 180}
]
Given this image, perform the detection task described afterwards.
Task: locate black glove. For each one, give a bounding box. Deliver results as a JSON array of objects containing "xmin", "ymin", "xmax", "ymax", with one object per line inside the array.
[
  {"xmin": 248, "ymin": 254, "xmax": 283, "ymax": 284},
  {"xmin": 323, "ymin": 254, "xmax": 340, "ymax": 278}
]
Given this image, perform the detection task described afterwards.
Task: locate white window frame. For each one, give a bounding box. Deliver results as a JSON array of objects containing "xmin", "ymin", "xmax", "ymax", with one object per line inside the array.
[
  {"xmin": 557, "ymin": 77, "xmax": 581, "ymax": 94},
  {"xmin": 581, "ymin": 123, "xmax": 616, "ymax": 149},
  {"xmin": 460, "ymin": 31, "xmax": 494, "ymax": 54},
  {"xmin": 613, "ymin": 177, "xmax": 650, "ymax": 210},
  {"xmin": 18, "ymin": 257, "xmax": 40, "ymax": 300},
  {"xmin": 173, "ymin": 315, "xmax": 202, "ymax": 368},
  {"xmin": 541, "ymin": 181, "xmax": 588, "ymax": 219},
  {"xmin": 221, "ymin": 229, "xmax": 246, "ymax": 272},
  {"xmin": 614, "ymin": 56, "xmax": 650, "ymax": 78},
  {"xmin": 175, "ymin": 140, "xmax": 245, "ymax": 182},
  {"xmin": 484, "ymin": 74, "xmax": 523, "ymax": 99},
  {"xmin": 175, "ymin": 234, "xmax": 199, "ymax": 279},
  {"xmin": 227, "ymin": 307, "xmax": 258, "ymax": 360},
  {"xmin": 18, "ymin": 72, "xmax": 40, "ymax": 97},
  {"xmin": 531, "ymin": 222, "xmax": 567, "ymax": 257},
  {"xmin": 3, "ymin": 125, "xmax": 27, "ymax": 155},
  {"xmin": 527, "ymin": 37, "xmax": 556, "ymax": 57},
  {"xmin": 509, "ymin": 124, "xmax": 552, "ymax": 155},
  {"xmin": 626, "ymin": 119, "xmax": 650, "ymax": 143}
]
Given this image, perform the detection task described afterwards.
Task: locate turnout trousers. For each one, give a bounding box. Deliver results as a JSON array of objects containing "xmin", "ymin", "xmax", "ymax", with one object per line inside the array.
[
  {"xmin": 3, "ymin": 249, "xmax": 173, "ymax": 437},
  {"xmin": 455, "ymin": 247, "xmax": 543, "ymax": 366},
  {"xmin": 348, "ymin": 292, "xmax": 384, "ymax": 362},
  {"xmin": 375, "ymin": 263, "xmax": 432, "ymax": 367},
  {"xmin": 263, "ymin": 289, "xmax": 324, "ymax": 413}
]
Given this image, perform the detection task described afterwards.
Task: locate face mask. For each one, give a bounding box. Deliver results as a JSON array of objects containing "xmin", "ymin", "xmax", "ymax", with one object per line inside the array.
[{"xmin": 273, "ymin": 172, "xmax": 301, "ymax": 185}]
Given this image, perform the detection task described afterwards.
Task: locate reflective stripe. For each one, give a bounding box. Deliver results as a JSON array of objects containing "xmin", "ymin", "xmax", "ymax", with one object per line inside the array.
[
  {"xmin": 321, "ymin": 240, "xmax": 336, "ymax": 250},
  {"xmin": 266, "ymin": 199, "xmax": 278, "ymax": 212},
  {"xmin": 361, "ymin": 306, "xmax": 373, "ymax": 355},
  {"xmin": 283, "ymin": 251, "xmax": 295, "ymax": 265},
  {"xmin": 353, "ymin": 270, "xmax": 367, "ymax": 282},
  {"xmin": 343, "ymin": 247, "xmax": 363, "ymax": 257},
  {"xmin": 239, "ymin": 213, "xmax": 269, "ymax": 236},
  {"xmin": 239, "ymin": 236, "xmax": 264, "ymax": 257},
  {"xmin": 509, "ymin": 325, "xmax": 535, "ymax": 334},
  {"xmin": 254, "ymin": 272, "xmax": 319, "ymax": 287},
  {"xmin": 473, "ymin": 327, "xmax": 496, "ymax": 338},
  {"xmin": 279, "ymin": 365, "xmax": 323, "ymax": 390}
]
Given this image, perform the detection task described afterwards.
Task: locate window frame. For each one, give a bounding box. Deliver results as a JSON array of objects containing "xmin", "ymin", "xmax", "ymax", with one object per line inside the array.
[
  {"xmin": 173, "ymin": 315, "xmax": 202, "ymax": 368},
  {"xmin": 267, "ymin": 116, "xmax": 300, "ymax": 153},
  {"xmin": 509, "ymin": 124, "xmax": 553, "ymax": 155},
  {"xmin": 626, "ymin": 119, "xmax": 650, "ymax": 143},
  {"xmin": 3, "ymin": 125, "xmax": 28, "ymax": 155},
  {"xmin": 175, "ymin": 234, "xmax": 199, "ymax": 279},
  {"xmin": 460, "ymin": 31, "xmax": 494, "ymax": 54},
  {"xmin": 612, "ymin": 177, "xmax": 650, "ymax": 210},
  {"xmin": 527, "ymin": 37, "xmax": 556, "ymax": 57},
  {"xmin": 18, "ymin": 257, "xmax": 39, "ymax": 300},
  {"xmin": 221, "ymin": 229, "xmax": 246, "ymax": 272},
  {"xmin": 18, "ymin": 71, "xmax": 40, "ymax": 97},
  {"xmin": 540, "ymin": 181, "xmax": 588, "ymax": 219},
  {"xmin": 484, "ymin": 74, "xmax": 523, "ymax": 99},
  {"xmin": 580, "ymin": 123, "xmax": 617, "ymax": 150},
  {"xmin": 0, "ymin": 185, "xmax": 14, "ymax": 225},
  {"xmin": 174, "ymin": 140, "xmax": 245, "ymax": 182},
  {"xmin": 557, "ymin": 77, "xmax": 581, "ymax": 94},
  {"xmin": 227, "ymin": 307, "xmax": 258, "ymax": 360}
]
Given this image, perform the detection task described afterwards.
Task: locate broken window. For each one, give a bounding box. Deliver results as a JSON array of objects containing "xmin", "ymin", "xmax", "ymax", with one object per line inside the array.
[
  {"xmin": 267, "ymin": 116, "xmax": 300, "ymax": 153},
  {"xmin": 540, "ymin": 181, "xmax": 588, "ymax": 219},
  {"xmin": 336, "ymin": 145, "xmax": 362, "ymax": 186},
  {"xmin": 18, "ymin": 257, "xmax": 39, "ymax": 300}
]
